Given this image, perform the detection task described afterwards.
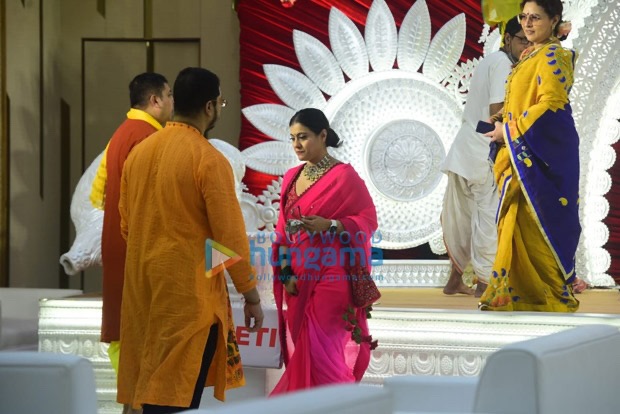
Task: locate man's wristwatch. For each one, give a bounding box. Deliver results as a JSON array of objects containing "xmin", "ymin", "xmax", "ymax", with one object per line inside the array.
[{"xmin": 329, "ymin": 219, "xmax": 338, "ymax": 234}]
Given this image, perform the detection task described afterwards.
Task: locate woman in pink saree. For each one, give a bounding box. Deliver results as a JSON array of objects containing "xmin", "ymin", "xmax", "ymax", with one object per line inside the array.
[{"xmin": 270, "ymin": 108, "xmax": 379, "ymax": 395}]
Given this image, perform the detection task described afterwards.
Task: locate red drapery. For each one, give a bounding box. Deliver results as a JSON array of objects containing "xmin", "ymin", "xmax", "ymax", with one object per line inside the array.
[
  {"xmin": 236, "ymin": 1, "xmax": 620, "ymax": 277},
  {"xmin": 237, "ymin": 0, "xmax": 484, "ymax": 196}
]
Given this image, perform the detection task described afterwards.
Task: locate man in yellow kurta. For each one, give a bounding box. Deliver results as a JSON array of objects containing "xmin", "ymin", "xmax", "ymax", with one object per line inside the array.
[{"xmin": 117, "ymin": 67, "xmax": 264, "ymax": 413}]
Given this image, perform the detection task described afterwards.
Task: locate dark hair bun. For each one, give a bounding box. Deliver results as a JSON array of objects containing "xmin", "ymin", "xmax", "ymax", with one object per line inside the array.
[
  {"xmin": 289, "ymin": 108, "xmax": 343, "ymax": 148},
  {"xmin": 326, "ymin": 128, "xmax": 342, "ymax": 148}
]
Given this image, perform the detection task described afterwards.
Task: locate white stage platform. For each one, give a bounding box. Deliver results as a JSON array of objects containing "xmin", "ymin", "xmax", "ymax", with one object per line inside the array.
[{"xmin": 38, "ymin": 295, "xmax": 620, "ymax": 413}]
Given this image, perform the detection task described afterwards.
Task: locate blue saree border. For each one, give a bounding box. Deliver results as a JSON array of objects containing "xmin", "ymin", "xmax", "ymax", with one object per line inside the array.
[{"xmin": 503, "ymin": 107, "xmax": 581, "ymax": 281}]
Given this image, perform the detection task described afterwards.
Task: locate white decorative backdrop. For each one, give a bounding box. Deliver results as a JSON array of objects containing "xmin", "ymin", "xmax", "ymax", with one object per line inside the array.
[
  {"xmin": 239, "ymin": 0, "xmax": 620, "ymax": 287},
  {"xmin": 61, "ymin": 0, "xmax": 620, "ymax": 287}
]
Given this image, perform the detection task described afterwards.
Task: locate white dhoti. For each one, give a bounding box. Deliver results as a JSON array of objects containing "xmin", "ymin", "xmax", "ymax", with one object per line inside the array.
[
  {"xmin": 439, "ymin": 50, "xmax": 511, "ymax": 285},
  {"xmin": 441, "ymin": 170, "xmax": 498, "ymax": 283}
]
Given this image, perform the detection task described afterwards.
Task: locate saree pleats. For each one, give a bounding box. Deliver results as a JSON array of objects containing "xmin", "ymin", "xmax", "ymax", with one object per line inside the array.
[{"xmin": 480, "ymin": 147, "xmax": 579, "ymax": 312}]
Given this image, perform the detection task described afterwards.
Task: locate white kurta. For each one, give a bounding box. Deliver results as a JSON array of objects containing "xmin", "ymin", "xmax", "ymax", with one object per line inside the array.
[
  {"xmin": 441, "ymin": 50, "xmax": 512, "ymax": 282},
  {"xmin": 442, "ymin": 50, "xmax": 512, "ymax": 181}
]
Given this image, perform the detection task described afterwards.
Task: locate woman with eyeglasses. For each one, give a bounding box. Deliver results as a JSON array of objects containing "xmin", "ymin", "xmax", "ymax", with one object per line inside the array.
[
  {"xmin": 270, "ymin": 108, "xmax": 379, "ymax": 394},
  {"xmin": 480, "ymin": 0, "xmax": 581, "ymax": 312}
]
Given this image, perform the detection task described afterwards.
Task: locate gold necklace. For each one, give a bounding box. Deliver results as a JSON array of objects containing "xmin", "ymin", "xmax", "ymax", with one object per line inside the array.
[{"xmin": 302, "ymin": 154, "xmax": 332, "ymax": 182}]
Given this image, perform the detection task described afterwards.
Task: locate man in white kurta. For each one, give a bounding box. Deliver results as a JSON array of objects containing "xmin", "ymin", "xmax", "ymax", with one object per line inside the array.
[{"xmin": 441, "ymin": 17, "xmax": 529, "ymax": 297}]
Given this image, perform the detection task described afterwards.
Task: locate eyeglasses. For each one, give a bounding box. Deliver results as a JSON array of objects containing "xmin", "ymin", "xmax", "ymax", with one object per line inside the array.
[
  {"xmin": 512, "ymin": 34, "xmax": 531, "ymax": 45},
  {"xmin": 518, "ymin": 13, "xmax": 543, "ymax": 24}
]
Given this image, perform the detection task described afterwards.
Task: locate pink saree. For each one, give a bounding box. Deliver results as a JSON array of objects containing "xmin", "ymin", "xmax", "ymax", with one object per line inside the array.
[{"xmin": 270, "ymin": 163, "xmax": 378, "ymax": 395}]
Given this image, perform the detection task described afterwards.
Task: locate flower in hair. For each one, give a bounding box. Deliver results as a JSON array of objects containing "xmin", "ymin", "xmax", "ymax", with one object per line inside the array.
[{"xmin": 557, "ymin": 21, "xmax": 572, "ymax": 41}]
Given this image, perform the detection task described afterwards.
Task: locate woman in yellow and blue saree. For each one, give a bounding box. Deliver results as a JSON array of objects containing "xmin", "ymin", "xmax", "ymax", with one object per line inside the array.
[{"xmin": 479, "ymin": 0, "xmax": 580, "ymax": 312}]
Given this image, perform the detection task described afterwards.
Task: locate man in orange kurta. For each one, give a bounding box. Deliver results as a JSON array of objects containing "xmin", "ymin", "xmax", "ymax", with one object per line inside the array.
[{"xmin": 117, "ymin": 67, "xmax": 263, "ymax": 413}]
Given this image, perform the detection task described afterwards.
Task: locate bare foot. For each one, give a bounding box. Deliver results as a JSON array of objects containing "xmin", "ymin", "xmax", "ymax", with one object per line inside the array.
[
  {"xmin": 443, "ymin": 266, "xmax": 475, "ymax": 295},
  {"xmin": 443, "ymin": 280, "xmax": 475, "ymax": 295},
  {"xmin": 474, "ymin": 281, "xmax": 488, "ymax": 298},
  {"xmin": 572, "ymin": 277, "xmax": 587, "ymax": 294}
]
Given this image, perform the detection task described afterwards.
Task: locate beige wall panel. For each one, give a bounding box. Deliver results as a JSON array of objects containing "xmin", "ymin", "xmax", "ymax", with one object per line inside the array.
[
  {"xmin": 201, "ymin": 0, "xmax": 241, "ymax": 146},
  {"xmin": 5, "ymin": 0, "xmax": 65, "ymax": 288},
  {"xmin": 152, "ymin": 0, "xmax": 201, "ymax": 38},
  {"xmin": 61, "ymin": 0, "xmax": 144, "ymax": 38},
  {"xmin": 58, "ymin": 0, "xmax": 109, "ymax": 290},
  {"xmin": 0, "ymin": 0, "xmax": 10, "ymax": 287},
  {"xmin": 3, "ymin": 0, "xmax": 244, "ymax": 288},
  {"xmin": 60, "ymin": 0, "xmax": 100, "ymax": 196},
  {"xmin": 61, "ymin": 0, "xmax": 105, "ymax": 194},
  {"xmin": 58, "ymin": 3, "xmax": 146, "ymax": 293},
  {"xmin": 82, "ymin": 41, "xmax": 146, "ymax": 292},
  {"xmin": 41, "ymin": 0, "xmax": 65, "ymax": 288},
  {"xmin": 84, "ymin": 41, "xmax": 146, "ymax": 164},
  {"xmin": 6, "ymin": 0, "xmax": 49, "ymax": 286},
  {"xmin": 60, "ymin": 0, "xmax": 144, "ymax": 192},
  {"xmin": 0, "ymin": 0, "xmax": 7, "ymax": 286},
  {"xmin": 103, "ymin": 1, "xmax": 145, "ymax": 37},
  {"xmin": 153, "ymin": 41, "xmax": 200, "ymax": 90},
  {"xmin": 0, "ymin": 4, "xmax": 4, "ymax": 159}
]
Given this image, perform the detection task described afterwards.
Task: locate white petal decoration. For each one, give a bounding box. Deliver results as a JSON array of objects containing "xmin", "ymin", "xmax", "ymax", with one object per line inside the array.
[
  {"xmin": 599, "ymin": 118, "xmax": 620, "ymax": 145},
  {"xmin": 588, "ymin": 170, "xmax": 612, "ymax": 196},
  {"xmin": 240, "ymin": 192, "xmax": 263, "ymax": 233},
  {"xmin": 483, "ymin": 26, "xmax": 502, "ymax": 57},
  {"xmin": 329, "ymin": 7, "xmax": 369, "ymax": 80},
  {"xmin": 588, "ymin": 272, "xmax": 616, "ymax": 288},
  {"xmin": 59, "ymin": 152, "xmax": 104, "ymax": 275},
  {"xmin": 423, "ymin": 13, "xmax": 466, "ymax": 83},
  {"xmin": 590, "ymin": 144, "xmax": 617, "ymax": 170},
  {"xmin": 429, "ymin": 231, "xmax": 447, "ymax": 255},
  {"xmin": 589, "ymin": 247, "xmax": 611, "ymax": 274},
  {"xmin": 583, "ymin": 195, "xmax": 609, "ymax": 222},
  {"xmin": 442, "ymin": 58, "xmax": 480, "ymax": 107},
  {"xmin": 584, "ymin": 221, "xmax": 609, "ymax": 248},
  {"xmin": 293, "ymin": 30, "xmax": 345, "ymax": 96},
  {"xmin": 209, "ymin": 138, "xmax": 246, "ymax": 189},
  {"xmin": 241, "ymin": 141, "xmax": 300, "ymax": 176},
  {"xmin": 264, "ymin": 64, "xmax": 326, "ymax": 110},
  {"xmin": 242, "ymin": 104, "xmax": 296, "ymax": 142},
  {"xmin": 365, "ymin": 0, "xmax": 397, "ymax": 72},
  {"xmin": 397, "ymin": 0, "xmax": 431, "ymax": 72}
]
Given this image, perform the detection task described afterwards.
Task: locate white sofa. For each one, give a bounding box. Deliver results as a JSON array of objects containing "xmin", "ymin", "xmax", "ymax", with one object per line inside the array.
[
  {"xmin": 384, "ymin": 324, "xmax": 620, "ymax": 414},
  {"xmin": 0, "ymin": 288, "xmax": 82, "ymax": 351},
  {"xmin": 0, "ymin": 351, "xmax": 98, "ymax": 414},
  {"xmin": 189, "ymin": 325, "xmax": 620, "ymax": 414},
  {"xmin": 189, "ymin": 384, "xmax": 394, "ymax": 414}
]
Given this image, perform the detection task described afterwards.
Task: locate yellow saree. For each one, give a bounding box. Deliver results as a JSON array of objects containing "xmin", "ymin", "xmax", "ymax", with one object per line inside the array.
[{"xmin": 479, "ymin": 41, "xmax": 580, "ymax": 312}]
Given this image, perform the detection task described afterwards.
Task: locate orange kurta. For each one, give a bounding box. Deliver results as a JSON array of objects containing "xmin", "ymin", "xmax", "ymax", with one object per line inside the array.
[
  {"xmin": 100, "ymin": 110, "xmax": 161, "ymax": 343},
  {"xmin": 117, "ymin": 122, "xmax": 256, "ymax": 409}
]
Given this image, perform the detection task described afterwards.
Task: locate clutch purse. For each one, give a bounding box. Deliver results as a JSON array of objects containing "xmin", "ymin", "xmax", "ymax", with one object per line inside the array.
[{"xmin": 350, "ymin": 264, "xmax": 381, "ymax": 308}]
